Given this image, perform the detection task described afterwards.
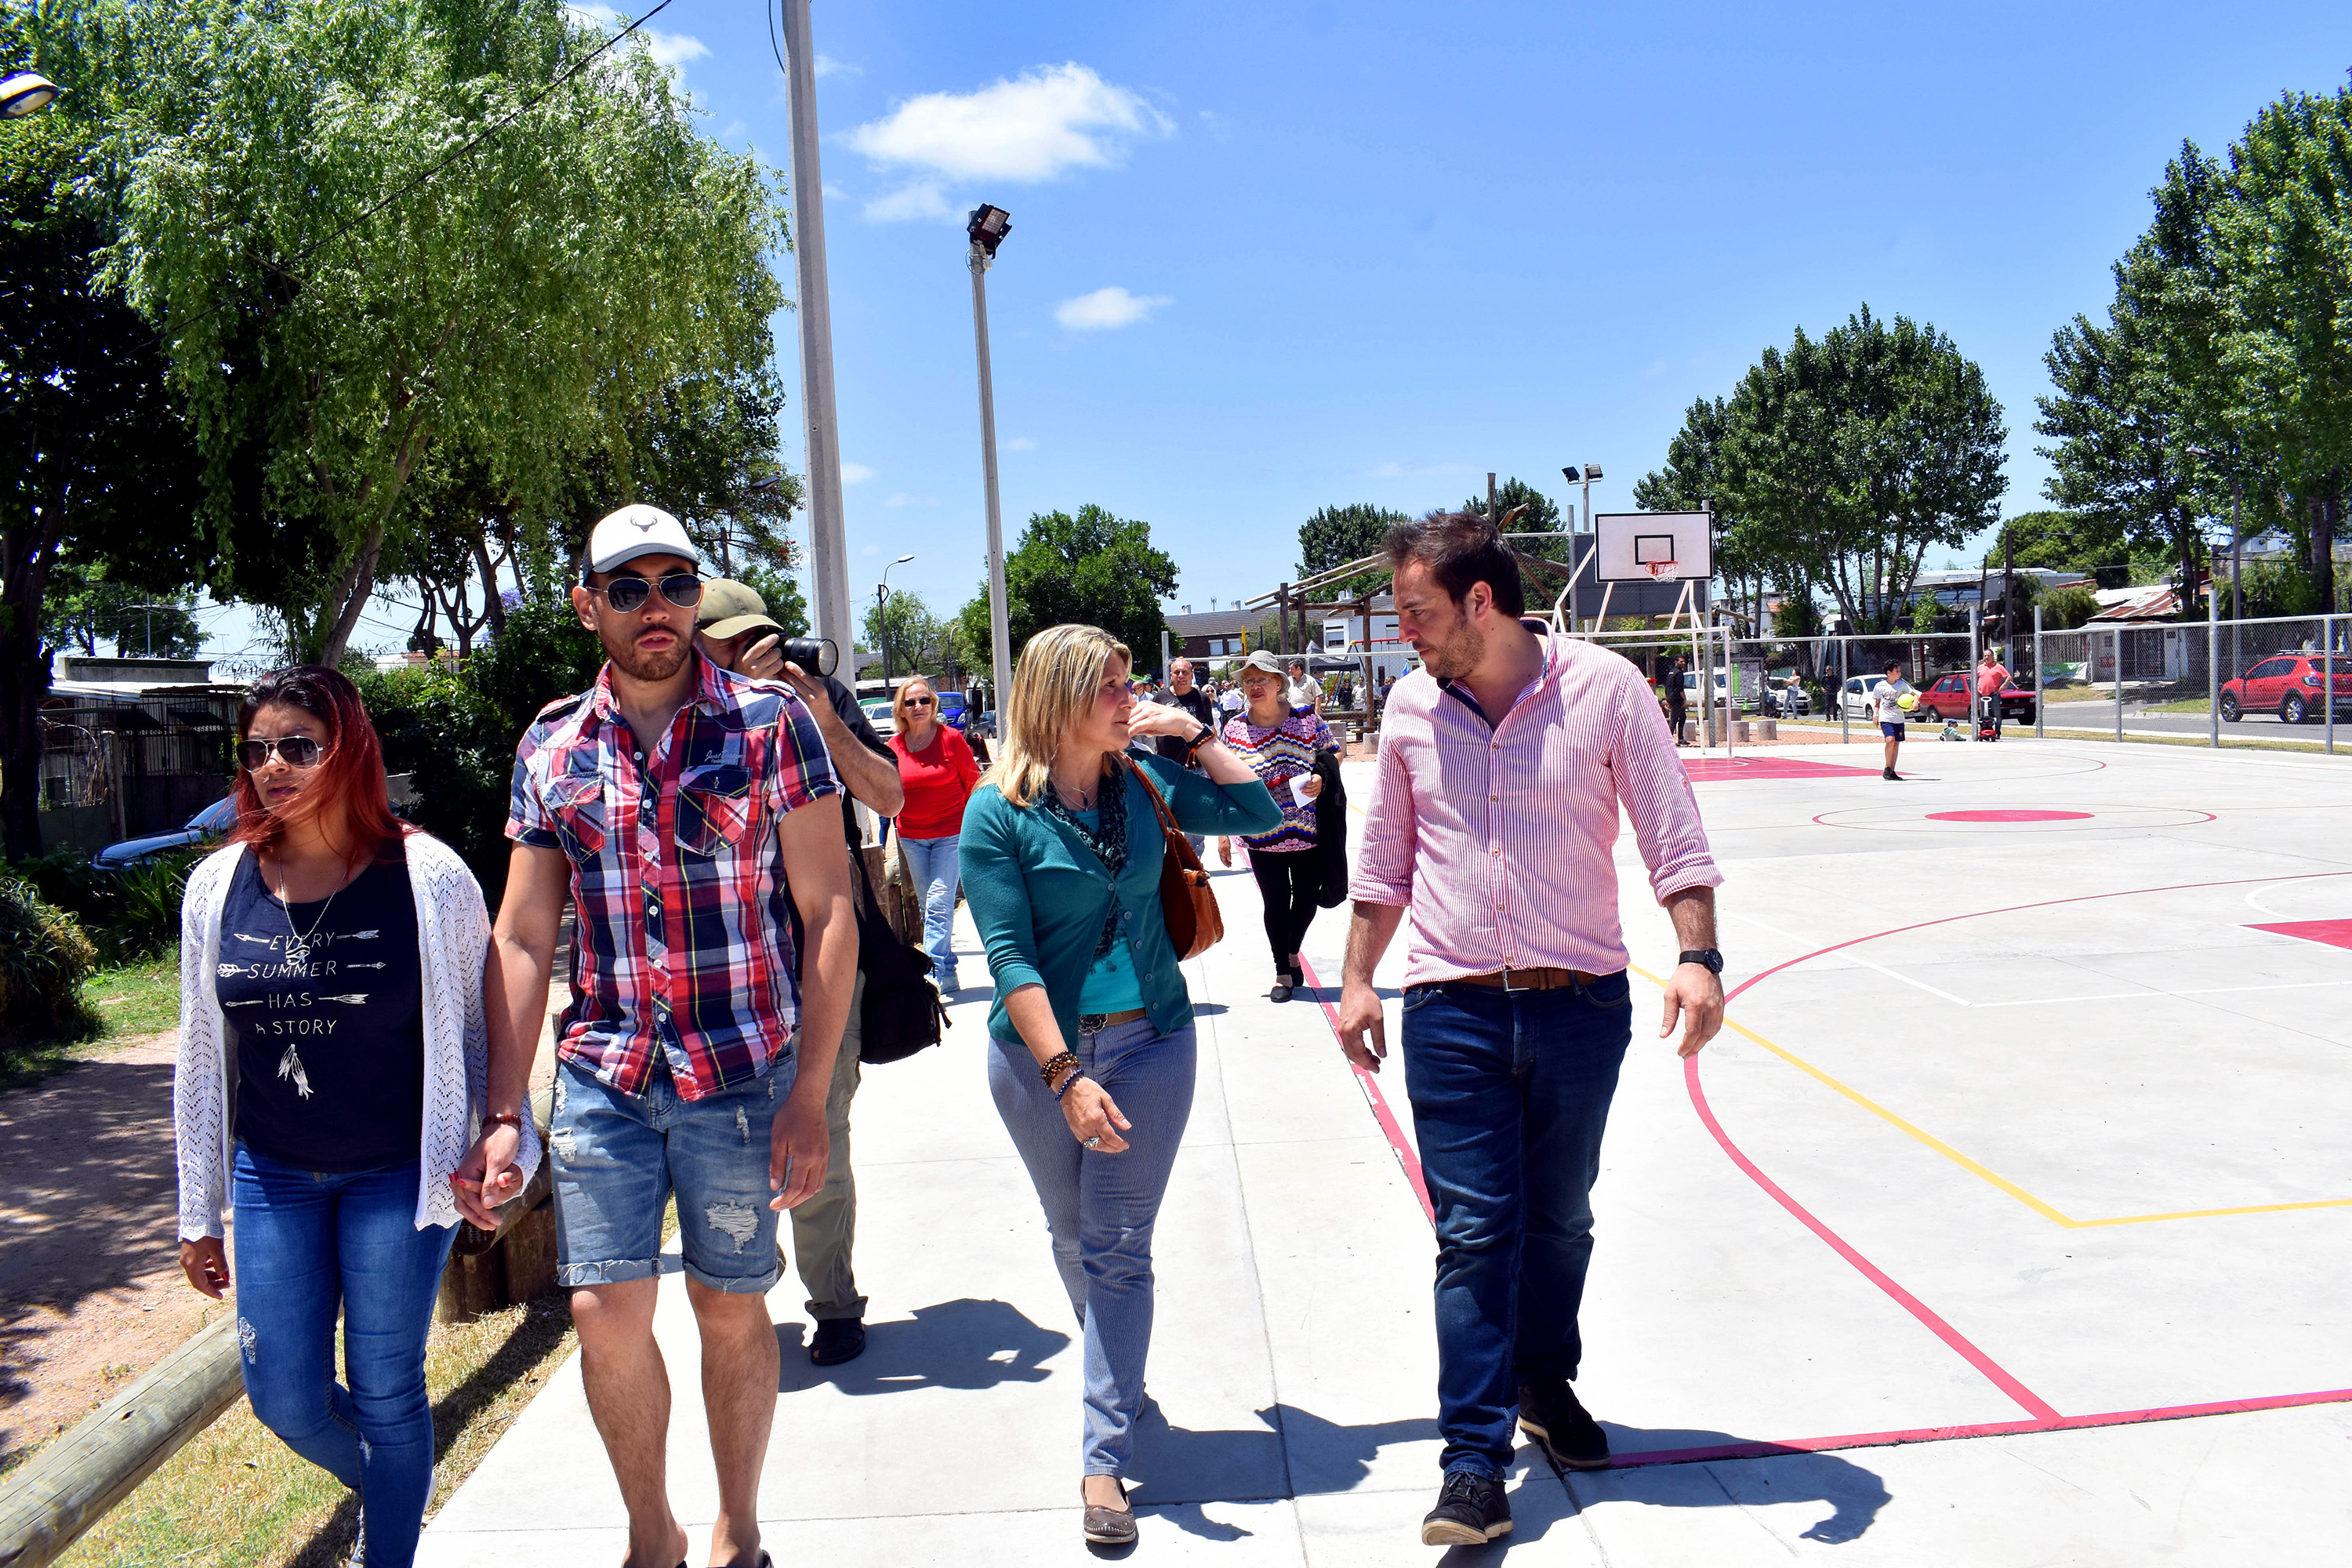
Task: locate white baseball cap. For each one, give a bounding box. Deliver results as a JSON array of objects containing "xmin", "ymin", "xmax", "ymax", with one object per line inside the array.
[{"xmin": 586, "ymin": 504, "xmax": 699, "ymax": 576}]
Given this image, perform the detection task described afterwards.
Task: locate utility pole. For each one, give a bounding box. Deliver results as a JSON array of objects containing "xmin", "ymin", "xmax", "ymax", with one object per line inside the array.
[{"xmin": 777, "ymin": 0, "xmax": 852, "ymax": 662}]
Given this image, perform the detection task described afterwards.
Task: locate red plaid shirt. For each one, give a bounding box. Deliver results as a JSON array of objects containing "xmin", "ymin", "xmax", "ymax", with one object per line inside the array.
[{"xmin": 506, "ymin": 655, "xmax": 841, "ymax": 1101}]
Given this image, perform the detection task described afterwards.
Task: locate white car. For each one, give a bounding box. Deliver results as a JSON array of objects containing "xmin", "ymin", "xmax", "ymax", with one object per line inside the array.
[
  {"xmin": 859, "ymin": 699, "xmax": 897, "ymax": 738},
  {"xmin": 1838, "ymin": 676, "xmax": 1907, "ymax": 723},
  {"xmin": 1762, "ymin": 680, "xmax": 1811, "ymax": 717}
]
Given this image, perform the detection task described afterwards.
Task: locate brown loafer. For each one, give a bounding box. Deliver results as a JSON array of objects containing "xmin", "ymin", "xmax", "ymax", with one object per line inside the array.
[{"xmin": 1081, "ymin": 1481, "xmax": 1137, "ymax": 1545}]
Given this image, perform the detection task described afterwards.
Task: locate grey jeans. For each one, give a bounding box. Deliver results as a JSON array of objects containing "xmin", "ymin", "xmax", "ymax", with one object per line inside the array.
[
  {"xmin": 989, "ymin": 1018, "xmax": 1197, "ymax": 1475},
  {"xmin": 779, "ymin": 969, "xmax": 866, "ymax": 1320}
]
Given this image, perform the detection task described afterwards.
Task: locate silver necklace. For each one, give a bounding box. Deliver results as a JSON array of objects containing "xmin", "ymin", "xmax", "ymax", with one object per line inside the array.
[
  {"xmin": 274, "ymin": 861, "xmax": 343, "ymax": 966},
  {"xmin": 1051, "ymin": 772, "xmax": 1098, "ymax": 811}
]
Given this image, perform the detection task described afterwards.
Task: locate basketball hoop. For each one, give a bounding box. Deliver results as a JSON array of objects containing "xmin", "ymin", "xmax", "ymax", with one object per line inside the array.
[{"xmin": 1644, "ymin": 560, "xmax": 1672, "ymax": 579}]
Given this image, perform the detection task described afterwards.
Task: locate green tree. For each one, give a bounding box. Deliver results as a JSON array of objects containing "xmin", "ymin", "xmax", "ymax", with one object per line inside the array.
[
  {"xmin": 82, "ymin": 0, "xmax": 789, "ymax": 664},
  {"xmin": 863, "ymin": 590, "xmax": 947, "ymax": 679},
  {"xmin": 956, "ymin": 505, "xmax": 1178, "ymax": 669},
  {"xmin": 0, "ymin": 107, "xmax": 216, "ymax": 855},
  {"xmin": 43, "ymin": 564, "xmax": 203, "ymax": 659},
  {"xmin": 1715, "ymin": 307, "xmax": 2008, "ymax": 632},
  {"xmin": 1993, "ymin": 510, "xmax": 2129, "ymax": 584},
  {"xmin": 1295, "ymin": 503, "xmax": 1405, "ymax": 600}
]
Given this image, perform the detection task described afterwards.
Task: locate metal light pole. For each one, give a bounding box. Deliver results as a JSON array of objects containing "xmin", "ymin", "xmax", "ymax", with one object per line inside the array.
[
  {"xmin": 877, "ymin": 553, "xmax": 913, "ymax": 683},
  {"xmin": 776, "ymin": 0, "xmax": 853, "ymax": 664},
  {"xmin": 967, "ymin": 205, "xmax": 1014, "ymax": 721}
]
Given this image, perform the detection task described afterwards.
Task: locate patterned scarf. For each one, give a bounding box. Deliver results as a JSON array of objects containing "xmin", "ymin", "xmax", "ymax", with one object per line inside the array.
[{"xmin": 1038, "ymin": 760, "xmax": 1129, "ymax": 960}]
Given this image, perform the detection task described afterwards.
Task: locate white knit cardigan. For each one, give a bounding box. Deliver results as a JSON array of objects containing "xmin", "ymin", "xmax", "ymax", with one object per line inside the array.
[{"xmin": 173, "ymin": 831, "xmax": 542, "ymax": 1239}]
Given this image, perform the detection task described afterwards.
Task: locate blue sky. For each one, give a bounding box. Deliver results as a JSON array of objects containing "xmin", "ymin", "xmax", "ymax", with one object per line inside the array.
[{"xmin": 196, "ymin": 1, "xmax": 2352, "ymax": 658}]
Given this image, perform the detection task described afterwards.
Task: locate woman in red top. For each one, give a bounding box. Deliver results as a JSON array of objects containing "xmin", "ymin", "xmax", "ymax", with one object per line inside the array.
[{"xmin": 889, "ymin": 676, "xmax": 982, "ymax": 989}]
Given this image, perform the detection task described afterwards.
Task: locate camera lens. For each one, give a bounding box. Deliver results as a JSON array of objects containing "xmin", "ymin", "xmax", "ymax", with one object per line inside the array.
[{"xmin": 781, "ymin": 637, "xmax": 838, "ymax": 677}]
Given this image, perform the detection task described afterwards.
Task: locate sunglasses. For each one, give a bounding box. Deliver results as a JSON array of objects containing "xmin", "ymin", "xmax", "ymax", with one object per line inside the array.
[
  {"xmin": 239, "ymin": 735, "xmax": 326, "ymax": 771},
  {"xmin": 593, "ymin": 572, "xmax": 703, "ymax": 613},
  {"xmin": 905, "ymin": 696, "xmax": 935, "ymax": 708}
]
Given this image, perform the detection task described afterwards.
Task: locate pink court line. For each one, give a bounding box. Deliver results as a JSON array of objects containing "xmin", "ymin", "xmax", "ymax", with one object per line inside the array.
[{"xmin": 1295, "ymin": 953, "xmax": 1434, "ymax": 1224}]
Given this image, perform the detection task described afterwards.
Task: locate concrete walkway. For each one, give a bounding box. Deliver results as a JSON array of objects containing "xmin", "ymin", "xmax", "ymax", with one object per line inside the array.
[{"xmin": 419, "ymin": 737, "xmax": 2351, "ymax": 1565}]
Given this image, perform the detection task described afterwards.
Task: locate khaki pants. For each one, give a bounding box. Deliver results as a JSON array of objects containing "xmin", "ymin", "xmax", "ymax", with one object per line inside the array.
[{"xmin": 779, "ymin": 968, "xmax": 866, "ymax": 1320}]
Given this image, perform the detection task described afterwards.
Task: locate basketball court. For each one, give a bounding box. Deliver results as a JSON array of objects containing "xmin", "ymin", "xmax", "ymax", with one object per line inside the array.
[{"xmin": 417, "ymin": 731, "xmax": 2350, "ymax": 1565}]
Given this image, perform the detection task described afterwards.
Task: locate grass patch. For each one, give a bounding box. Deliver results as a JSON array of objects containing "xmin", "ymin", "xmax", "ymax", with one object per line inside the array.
[
  {"xmin": 58, "ymin": 1295, "xmax": 576, "ymax": 1568},
  {"xmin": 83, "ymin": 957, "xmax": 180, "ymax": 1039}
]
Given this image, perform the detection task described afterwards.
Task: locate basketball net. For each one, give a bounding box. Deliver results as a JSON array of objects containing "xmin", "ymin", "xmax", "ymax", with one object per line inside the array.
[{"xmin": 1645, "ymin": 561, "xmax": 1672, "ymax": 579}]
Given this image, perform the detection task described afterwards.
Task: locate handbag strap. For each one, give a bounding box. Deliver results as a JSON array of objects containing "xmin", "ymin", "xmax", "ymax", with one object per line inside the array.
[{"xmin": 1117, "ymin": 753, "xmax": 1185, "ymax": 840}]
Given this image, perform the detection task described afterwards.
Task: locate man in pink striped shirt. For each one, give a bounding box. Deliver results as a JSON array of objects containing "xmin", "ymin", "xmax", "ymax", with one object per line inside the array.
[{"xmin": 1337, "ymin": 510, "xmax": 1726, "ymax": 1547}]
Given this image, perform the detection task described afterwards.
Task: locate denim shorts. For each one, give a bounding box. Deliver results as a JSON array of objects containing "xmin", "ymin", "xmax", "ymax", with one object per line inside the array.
[
  {"xmin": 1879, "ymin": 720, "xmax": 1904, "ymax": 739},
  {"xmin": 548, "ymin": 1046, "xmax": 798, "ymax": 1294}
]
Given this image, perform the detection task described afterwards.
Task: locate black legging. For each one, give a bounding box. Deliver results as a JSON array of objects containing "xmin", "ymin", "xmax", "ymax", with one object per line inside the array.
[{"xmin": 1250, "ymin": 851, "xmax": 1320, "ymax": 975}]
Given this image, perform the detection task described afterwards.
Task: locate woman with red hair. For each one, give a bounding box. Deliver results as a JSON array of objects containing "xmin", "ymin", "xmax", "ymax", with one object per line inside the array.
[{"xmin": 171, "ymin": 666, "xmax": 538, "ymax": 1568}]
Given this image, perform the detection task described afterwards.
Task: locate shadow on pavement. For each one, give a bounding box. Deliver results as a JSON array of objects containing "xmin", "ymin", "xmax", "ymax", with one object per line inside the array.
[
  {"xmin": 1571, "ymin": 1424, "xmax": 1893, "ymax": 1544},
  {"xmin": 776, "ymin": 1297, "xmax": 1069, "ymax": 1396}
]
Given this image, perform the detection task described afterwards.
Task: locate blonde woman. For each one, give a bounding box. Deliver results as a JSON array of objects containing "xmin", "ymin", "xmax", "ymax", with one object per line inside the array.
[
  {"xmin": 958, "ymin": 625, "xmax": 1279, "ymax": 1546},
  {"xmin": 887, "ymin": 675, "xmax": 981, "ymax": 989}
]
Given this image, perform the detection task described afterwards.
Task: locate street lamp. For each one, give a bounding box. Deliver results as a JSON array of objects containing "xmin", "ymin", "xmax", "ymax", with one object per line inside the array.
[
  {"xmin": 1562, "ymin": 463, "xmax": 1602, "ymax": 534},
  {"xmin": 877, "ymin": 553, "xmax": 915, "ymax": 683},
  {"xmin": 967, "ymin": 204, "xmax": 1014, "ymax": 727},
  {"xmin": 1, "ymin": 72, "xmax": 62, "ymax": 118}
]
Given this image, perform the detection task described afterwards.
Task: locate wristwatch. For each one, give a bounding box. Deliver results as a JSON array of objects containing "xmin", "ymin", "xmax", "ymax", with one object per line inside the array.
[
  {"xmin": 1678, "ymin": 949, "xmax": 1725, "ymax": 975},
  {"xmin": 1184, "ymin": 721, "xmax": 1217, "ymax": 757}
]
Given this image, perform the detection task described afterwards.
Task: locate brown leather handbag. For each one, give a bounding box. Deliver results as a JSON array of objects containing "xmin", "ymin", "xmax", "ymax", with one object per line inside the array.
[{"xmin": 1120, "ymin": 755, "xmax": 1224, "ymax": 959}]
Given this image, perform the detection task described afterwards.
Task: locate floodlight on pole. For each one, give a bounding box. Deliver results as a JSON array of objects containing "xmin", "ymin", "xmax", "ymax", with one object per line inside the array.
[
  {"xmin": 967, "ymin": 203, "xmax": 1014, "ymax": 727},
  {"xmin": 0, "ymin": 71, "xmax": 62, "ymax": 118},
  {"xmin": 1563, "ymin": 463, "xmax": 1601, "ymax": 536}
]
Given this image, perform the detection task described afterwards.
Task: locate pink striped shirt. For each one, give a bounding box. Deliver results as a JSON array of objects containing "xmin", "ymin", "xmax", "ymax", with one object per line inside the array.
[{"xmin": 1351, "ymin": 628, "xmax": 1722, "ymax": 985}]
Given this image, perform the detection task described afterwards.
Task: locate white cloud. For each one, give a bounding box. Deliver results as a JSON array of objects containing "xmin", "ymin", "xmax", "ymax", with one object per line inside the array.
[
  {"xmin": 884, "ymin": 492, "xmax": 936, "ymax": 509},
  {"xmin": 815, "ymin": 54, "xmax": 860, "ymax": 78},
  {"xmin": 846, "ymin": 64, "xmax": 1172, "ymax": 222},
  {"xmin": 1002, "ymin": 436, "xmax": 1036, "ymax": 452},
  {"xmin": 840, "ymin": 463, "xmax": 877, "ymax": 485},
  {"xmin": 862, "ymin": 182, "xmax": 955, "ymax": 223},
  {"xmin": 1056, "ymin": 286, "xmax": 1171, "ymax": 331},
  {"xmin": 567, "ymin": 5, "xmax": 706, "ymax": 70}
]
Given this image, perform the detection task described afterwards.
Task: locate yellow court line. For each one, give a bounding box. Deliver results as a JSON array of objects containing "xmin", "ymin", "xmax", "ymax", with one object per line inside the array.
[{"xmin": 1628, "ymin": 964, "xmax": 2352, "ymax": 1230}]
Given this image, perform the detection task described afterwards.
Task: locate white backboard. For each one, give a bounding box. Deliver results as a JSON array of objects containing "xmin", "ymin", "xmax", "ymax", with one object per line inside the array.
[{"xmin": 1595, "ymin": 512, "xmax": 1713, "ymax": 583}]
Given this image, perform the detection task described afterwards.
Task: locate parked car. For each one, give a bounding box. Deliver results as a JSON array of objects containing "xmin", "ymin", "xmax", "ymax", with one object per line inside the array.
[
  {"xmin": 93, "ymin": 795, "xmax": 238, "ymax": 870},
  {"xmin": 2219, "ymin": 654, "xmax": 2352, "ymax": 724},
  {"xmin": 1762, "ymin": 678, "xmax": 1811, "ymax": 717},
  {"xmin": 1838, "ymin": 676, "xmax": 1896, "ymax": 722},
  {"xmin": 1911, "ymin": 670, "xmax": 2037, "ymax": 724},
  {"xmin": 936, "ymin": 690, "xmax": 969, "ymax": 730},
  {"xmin": 858, "ymin": 698, "xmax": 898, "ymax": 739}
]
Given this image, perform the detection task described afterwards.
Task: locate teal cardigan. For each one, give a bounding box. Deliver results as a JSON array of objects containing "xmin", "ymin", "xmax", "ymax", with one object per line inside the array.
[{"xmin": 959, "ymin": 753, "xmax": 1281, "ymax": 1051}]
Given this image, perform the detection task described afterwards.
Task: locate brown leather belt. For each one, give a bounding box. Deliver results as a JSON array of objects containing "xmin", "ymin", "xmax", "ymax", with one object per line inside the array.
[{"xmin": 1449, "ymin": 967, "xmax": 1604, "ymax": 993}]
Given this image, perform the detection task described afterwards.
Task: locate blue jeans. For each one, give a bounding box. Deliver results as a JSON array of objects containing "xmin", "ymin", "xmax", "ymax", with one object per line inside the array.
[
  {"xmin": 1400, "ymin": 974, "xmax": 1632, "ymax": 1478},
  {"xmin": 989, "ymin": 1019, "xmax": 1196, "ymax": 1475},
  {"xmin": 230, "ymin": 1143, "xmax": 457, "ymax": 1568},
  {"xmin": 901, "ymin": 833, "xmax": 961, "ymax": 986},
  {"xmin": 549, "ymin": 1049, "xmax": 793, "ymax": 1294}
]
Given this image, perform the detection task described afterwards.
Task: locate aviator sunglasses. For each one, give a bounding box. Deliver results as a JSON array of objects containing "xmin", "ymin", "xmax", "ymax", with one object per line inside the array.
[
  {"xmin": 239, "ymin": 735, "xmax": 326, "ymax": 770},
  {"xmin": 590, "ymin": 572, "xmax": 704, "ymax": 613}
]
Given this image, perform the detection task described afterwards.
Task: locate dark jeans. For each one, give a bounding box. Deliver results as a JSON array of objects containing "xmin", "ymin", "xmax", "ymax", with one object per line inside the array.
[
  {"xmin": 230, "ymin": 1143, "xmax": 457, "ymax": 1567},
  {"xmin": 1400, "ymin": 973, "xmax": 1632, "ymax": 1478},
  {"xmin": 1250, "ymin": 850, "xmax": 1319, "ymax": 972}
]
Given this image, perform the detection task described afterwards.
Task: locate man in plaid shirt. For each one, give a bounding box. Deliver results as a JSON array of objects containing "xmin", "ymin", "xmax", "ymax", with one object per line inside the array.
[{"xmin": 483, "ymin": 505, "xmax": 856, "ymax": 1568}]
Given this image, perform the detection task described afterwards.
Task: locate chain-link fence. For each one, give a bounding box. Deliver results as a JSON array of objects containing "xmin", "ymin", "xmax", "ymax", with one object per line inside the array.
[{"xmin": 2031, "ymin": 612, "xmax": 2345, "ymax": 752}]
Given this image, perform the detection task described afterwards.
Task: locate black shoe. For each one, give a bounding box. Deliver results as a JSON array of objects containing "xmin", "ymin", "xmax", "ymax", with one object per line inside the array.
[
  {"xmin": 1269, "ymin": 975, "xmax": 1294, "ymax": 1003},
  {"xmin": 1882, "ymin": 768, "xmax": 1900, "ymax": 780},
  {"xmin": 810, "ymin": 1317, "xmax": 866, "ymax": 1366},
  {"xmin": 1519, "ymin": 1379, "xmax": 1610, "ymax": 1470},
  {"xmin": 1420, "ymin": 1469, "xmax": 1512, "ymax": 1546}
]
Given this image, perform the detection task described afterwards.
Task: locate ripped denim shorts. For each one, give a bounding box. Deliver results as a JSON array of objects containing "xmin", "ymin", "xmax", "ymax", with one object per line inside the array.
[{"xmin": 548, "ymin": 1044, "xmax": 797, "ymax": 1294}]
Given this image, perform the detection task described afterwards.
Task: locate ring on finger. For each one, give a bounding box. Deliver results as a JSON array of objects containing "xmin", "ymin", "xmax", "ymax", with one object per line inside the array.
[{"xmin": 1083, "ymin": 1134, "xmax": 1103, "ymax": 1148}]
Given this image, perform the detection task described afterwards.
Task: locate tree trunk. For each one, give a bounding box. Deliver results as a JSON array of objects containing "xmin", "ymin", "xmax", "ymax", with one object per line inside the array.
[
  {"xmin": 474, "ymin": 528, "xmax": 506, "ymax": 638},
  {"xmin": 314, "ymin": 517, "xmax": 388, "ymax": 668},
  {"xmin": 0, "ymin": 515, "xmax": 66, "ymax": 862}
]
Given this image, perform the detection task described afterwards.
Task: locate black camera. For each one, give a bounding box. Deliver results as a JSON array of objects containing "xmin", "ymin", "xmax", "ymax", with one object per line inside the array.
[{"xmin": 779, "ymin": 637, "xmax": 838, "ymax": 677}]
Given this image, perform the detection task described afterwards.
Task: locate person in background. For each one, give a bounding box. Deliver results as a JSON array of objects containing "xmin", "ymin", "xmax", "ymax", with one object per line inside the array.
[
  {"xmin": 1335, "ymin": 510, "xmax": 1724, "ymax": 1547},
  {"xmin": 888, "ymin": 674, "xmax": 981, "ymax": 990},
  {"xmin": 1218, "ymin": 649, "xmax": 1341, "ymax": 1002},
  {"xmin": 175, "ymin": 666, "xmax": 536, "ymax": 1568},
  {"xmin": 1287, "ymin": 656, "xmax": 1323, "ymax": 715},
  {"xmin": 959, "ymin": 624, "xmax": 1280, "ymax": 1548},
  {"xmin": 1665, "ymin": 654, "xmax": 1689, "ymax": 746},
  {"xmin": 1218, "ymin": 677, "xmax": 1247, "ymax": 723},
  {"xmin": 1152, "ymin": 656, "xmax": 1220, "ymax": 854},
  {"xmin": 1875, "ymin": 658, "xmax": 1915, "ymax": 779},
  {"xmin": 695, "ymin": 576, "xmax": 903, "ymax": 1367},
  {"xmin": 493, "ymin": 507, "xmax": 858, "ymax": 1568},
  {"xmin": 1975, "ymin": 646, "xmax": 2011, "ymax": 738}
]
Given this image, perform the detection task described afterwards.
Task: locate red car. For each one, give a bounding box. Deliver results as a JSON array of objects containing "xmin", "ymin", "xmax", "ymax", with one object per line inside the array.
[
  {"xmin": 1911, "ymin": 670, "xmax": 2037, "ymax": 724},
  {"xmin": 2220, "ymin": 654, "xmax": 2352, "ymax": 724}
]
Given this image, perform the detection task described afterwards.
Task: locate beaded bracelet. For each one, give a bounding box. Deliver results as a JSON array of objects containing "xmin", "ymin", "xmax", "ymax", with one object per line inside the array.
[
  {"xmin": 1052, "ymin": 1070, "xmax": 1088, "ymax": 1104},
  {"xmin": 1038, "ymin": 1050, "xmax": 1080, "ymax": 1091}
]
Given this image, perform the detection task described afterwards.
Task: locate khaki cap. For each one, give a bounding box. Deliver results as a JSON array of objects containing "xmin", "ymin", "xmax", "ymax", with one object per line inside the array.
[{"xmin": 696, "ymin": 579, "xmax": 782, "ymax": 641}]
